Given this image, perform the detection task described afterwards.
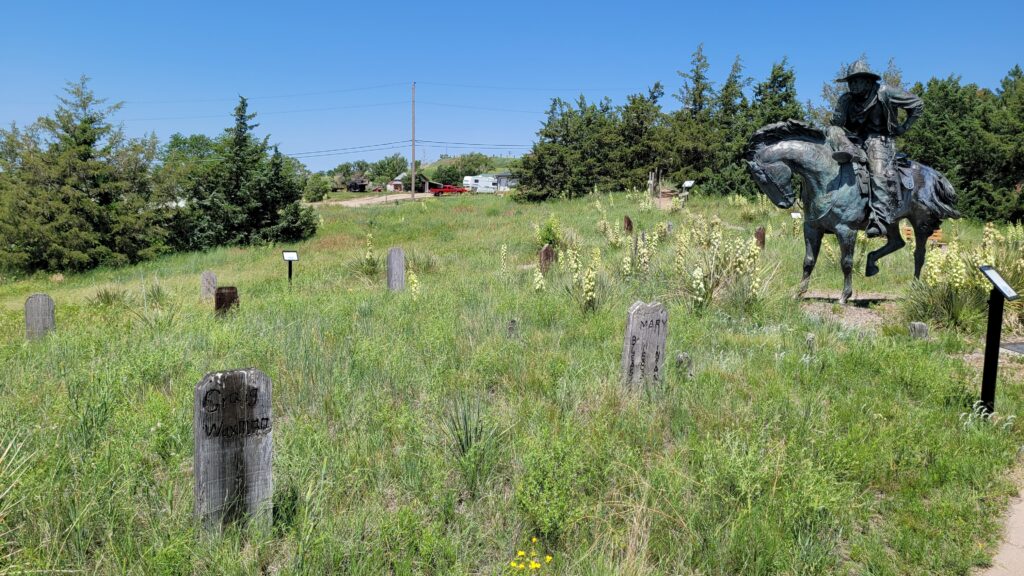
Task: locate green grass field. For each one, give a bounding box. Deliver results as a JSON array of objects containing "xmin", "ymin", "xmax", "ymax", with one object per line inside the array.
[{"xmin": 0, "ymin": 192, "xmax": 1021, "ymax": 575}]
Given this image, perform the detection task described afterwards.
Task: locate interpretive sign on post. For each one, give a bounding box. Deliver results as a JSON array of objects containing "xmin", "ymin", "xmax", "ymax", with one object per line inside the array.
[
  {"xmin": 194, "ymin": 368, "xmax": 273, "ymax": 531},
  {"xmin": 978, "ymin": 266, "xmax": 1020, "ymax": 413},
  {"xmin": 25, "ymin": 293, "xmax": 55, "ymax": 340},
  {"xmin": 621, "ymin": 301, "xmax": 669, "ymax": 388},
  {"xmin": 387, "ymin": 247, "xmax": 406, "ymax": 292}
]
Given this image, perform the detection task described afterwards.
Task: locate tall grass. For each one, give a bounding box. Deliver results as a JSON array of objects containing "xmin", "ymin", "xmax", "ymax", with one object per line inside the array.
[{"xmin": 0, "ymin": 193, "xmax": 1019, "ymax": 574}]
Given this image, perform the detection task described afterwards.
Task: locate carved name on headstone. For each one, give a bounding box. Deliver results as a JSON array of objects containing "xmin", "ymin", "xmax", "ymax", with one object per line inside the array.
[
  {"xmin": 215, "ymin": 287, "xmax": 239, "ymax": 316},
  {"xmin": 25, "ymin": 293, "xmax": 55, "ymax": 340},
  {"xmin": 194, "ymin": 368, "xmax": 273, "ymax": 531},
  {"xmin": 387, "ymin": 247, "xmax": 406, "ymax": 292},
  {"xmin": 621, "ymin": 301, "xmax": 668, "ymax": 387},
  {"xmin": 539, "ymin": 244, "xmax": 555, "ymax": 273},
  {"xmin": 755, "ymin": 226, "xmax": 766, "ymax": 250},
  {"xmin": 200, "ymin": 271, "xmax": 217, "ymax": 301}
]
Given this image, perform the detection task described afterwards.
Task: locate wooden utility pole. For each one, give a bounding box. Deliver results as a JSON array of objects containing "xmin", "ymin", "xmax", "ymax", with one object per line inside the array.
[{"xmin": 411, "ymin": 81, "xmax": 416, "ymax": 199}]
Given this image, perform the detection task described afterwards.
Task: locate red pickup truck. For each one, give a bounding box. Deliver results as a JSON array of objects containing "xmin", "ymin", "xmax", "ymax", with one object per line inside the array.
[{"xmin": 430, "ymin": 184, "xmax": 469, "ymax": 196}]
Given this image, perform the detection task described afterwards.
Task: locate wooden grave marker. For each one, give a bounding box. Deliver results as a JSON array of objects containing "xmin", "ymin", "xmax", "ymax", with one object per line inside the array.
[
  {"xmin": 25, "ymin": 293, "xmax": 55, "ymax": 340},
  {"xmin": 621, "ymin": 301, "xmax": 669, "ymax": 388},
  {"xmin": 200, "ymin": 271, "xmax": 217, "ymax": 301},
  {"xmin": 539, "ymin": 244, "xmax": 555, "ymax": 273},
  {"xmin": 215, "ymin": 287, "xmax": 239, "ymax": 316},
  {"xmin": 194, "ymin": 368, "xmax": 273, "ymax": 531},
  {"xmin": 387, "ymin": 247, "xmax": 406, "ymax": 292}
]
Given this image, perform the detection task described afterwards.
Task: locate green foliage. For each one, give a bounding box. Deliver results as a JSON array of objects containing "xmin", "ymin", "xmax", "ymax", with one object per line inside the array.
[
  {"xmin": 516, "ymin": 431, "xmax": 597, "ymax": 541},
  {"xmin": 0, "ymin": 77, "xmax": 167, "ymax": 273},
  {"xmin": 536, "ymin": 213, "xmax": 562, "ymax": 249},
  {"xmin": 433, "ymin": 152, "xmax": 493, "ymax": 185},
  {"xmin": 303, "ymin": 174, "xmax": 332, "ymax": 202},
  {"xmin": 901, "ymin": 70, "xmax": 1024, "ymax": 222},
  {"xmin": 440, "ymin": 396, "xmax": 501, "ymax": 497},
  {"xmin": 0, "ymin": 194, "xmax": 1022, "ymax": 574},
  {"xmin": 516, "ymin": 47, "xmax": 800, "ymax": 199},
  {"xmin": 368, "ymin": 153, "xmax": 408, "ymax": 183},
  {"xmin": 160, "ymin": 98, "xmax": 318, "ymax": 251}
]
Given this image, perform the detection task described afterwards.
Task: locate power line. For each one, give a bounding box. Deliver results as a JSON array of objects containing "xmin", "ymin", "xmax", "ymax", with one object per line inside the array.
[
  {"xmin": 286, "ymin": 140, "xmax": 412, "ymax": 157},
  {"xmin": 123, "ymin": 82, "xmax": 409, "ymax": 105},
  {"xmin": 121, "ymin": 101, "xmax": 410, "ymax": 122},
  {"xmin": 416, "ymin": 139, "xmax": 529, "ymax": 147},
  {"xmin": 416, "ymin": 101, "xmax": 542, "ymax": 114},
  {"xmin": 417, "ymin": 81, "xmax": 626, "ymax": 93}
]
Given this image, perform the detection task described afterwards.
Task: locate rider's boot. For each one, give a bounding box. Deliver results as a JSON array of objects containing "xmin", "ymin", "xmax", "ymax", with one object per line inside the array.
[
  {"xmin": 866, "ymin": 215, "xmax": 887, "ymax": 238},
  {"xmin": 832, "ymin": 145, "xmax": 867, "ymax": 164}
]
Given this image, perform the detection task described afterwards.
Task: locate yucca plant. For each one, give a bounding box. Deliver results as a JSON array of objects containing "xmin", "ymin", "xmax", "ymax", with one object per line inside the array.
[{"xmin": 440, "ymin": 396, "xmax": 502, "ymax": 498}]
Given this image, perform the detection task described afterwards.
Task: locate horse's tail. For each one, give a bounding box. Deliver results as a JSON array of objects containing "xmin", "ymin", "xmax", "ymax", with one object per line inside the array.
[{"xmin": 915, "ymin": 164, "xmax": 961, "ymax": 221}]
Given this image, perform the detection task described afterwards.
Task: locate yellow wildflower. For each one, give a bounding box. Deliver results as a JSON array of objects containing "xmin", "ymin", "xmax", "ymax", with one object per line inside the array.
[
  {"xmin": 530, "ymin": 560, "xmax": 541, "ymax": 569},
  {"xmin": 517, "ymin": 550, "xmax": 525, "ymax": 557},
  {"xmin": 545, "ymin": 555, "xmax": 553, "ymax": 563},
  {"xmin": 531, "ymin": 537, "xmax": 538, "ymax": 543}
]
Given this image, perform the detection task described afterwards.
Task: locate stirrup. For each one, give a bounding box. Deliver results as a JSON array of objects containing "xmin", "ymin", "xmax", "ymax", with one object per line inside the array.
[{"xmin": 866, "ymin": 221, "xmax": 887, "ymax": 238}]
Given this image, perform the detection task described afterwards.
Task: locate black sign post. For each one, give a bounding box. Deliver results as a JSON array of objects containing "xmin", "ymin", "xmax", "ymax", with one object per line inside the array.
[
  {"xmin": 978, "ymin": 265, "xmax": 1019, "ymax": 413},
  {"xmin": 283, "ymin": 251, "xmax": 298, "ymax": 286}
]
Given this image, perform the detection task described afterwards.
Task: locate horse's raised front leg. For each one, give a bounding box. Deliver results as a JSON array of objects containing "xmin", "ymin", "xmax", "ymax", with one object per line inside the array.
[
  {"xmin": 865, "ymin": 221, "xmax": 906, "ymax": 277},
  {"xmin": 837, "ymin": 227, "xmax": 857, "ymax": 304},
  {"xmin": 913, "ymin": 223, "xmax": 932, "ymax": 279},
  {"xmin": 798, "ymin": 224, "xmax": 823, "ymax": 296}
]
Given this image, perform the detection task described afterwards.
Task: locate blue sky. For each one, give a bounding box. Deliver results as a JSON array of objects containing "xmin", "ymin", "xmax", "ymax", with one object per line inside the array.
[{"xmin": 2, "ymin": 0, "xmax": 1021, "ymax": 172}]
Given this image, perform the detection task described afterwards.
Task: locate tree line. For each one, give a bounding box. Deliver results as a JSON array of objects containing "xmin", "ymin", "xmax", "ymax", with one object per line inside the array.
[
  {"xmin": 515, "ymin": 47, "xmax": 1024, "ymax": 223},
  {"xmin": 0, "ymin": 77, "xmax": 318, "ymax": 275}
]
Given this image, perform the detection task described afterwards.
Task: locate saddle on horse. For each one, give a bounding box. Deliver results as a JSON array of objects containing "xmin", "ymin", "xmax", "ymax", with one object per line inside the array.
[{"xmin": 852, "ymin": 153, "xmax": 915, "ymax": 219}]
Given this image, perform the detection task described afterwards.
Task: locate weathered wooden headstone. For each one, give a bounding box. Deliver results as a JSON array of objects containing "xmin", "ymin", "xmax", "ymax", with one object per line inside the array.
[
  {"xmin": 194, "ymin": 368, "xmax": 273, "ymax": 531},
  {"xmin": 624, "ymin": 215, "xmax": 633, "ymax": 234},
  {"xmin": 507, "ymin": 318, "xmax": 518, "ymax": 339},
  {"xmin": 215, "ymin": 287, "xmax": 239, "ymax": 316},
  {"xmin": 387, "ymin": 247, "xmax": 406, "ymax": 292},
  {"xmin": 621, "ymin": 301, "xmax": 669, "ymax": 387},
  {"xmin": 539, "ymin": 244, "xmax": 555, "ymax": 273},
  {"xmin": 909, "ymin": 322, "xmax": 929, "ymax": 339},
  {"xmin": 200, "ymin": 271, "xmax": 217, "ymax": 301},
  {"xmin": 755, "ymin": 226, "xmax": 766, "ymax": 250},
  {"xmin": 805, "ymin": 333, "xmax": 816, "ymax": 355},
  {"xmin": 25, "ymin": 293, "xmax": 55, "ymax": 340},
  {"xmin": 667, "ymin": 222, "xmax": 674, "ymax": 235}
]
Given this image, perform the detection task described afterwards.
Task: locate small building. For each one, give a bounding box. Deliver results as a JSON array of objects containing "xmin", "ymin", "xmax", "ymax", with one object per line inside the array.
[
  {"xmin": 494, "ymin": 172, "xmax": 518, "ymax": 192},
  {"xmin": 387, "ymin": 172, "xmax": 406, "ymax": 192}
]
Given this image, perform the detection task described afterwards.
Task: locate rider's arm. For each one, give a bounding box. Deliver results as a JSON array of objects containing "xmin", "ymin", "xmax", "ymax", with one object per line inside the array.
[
  {"xmin": 830, "ymin": 93, "xmax": 850, "ymax": 127},
  {"xmin": 887, "ymin": 87, "xmax": 924, "ymax": 135}
]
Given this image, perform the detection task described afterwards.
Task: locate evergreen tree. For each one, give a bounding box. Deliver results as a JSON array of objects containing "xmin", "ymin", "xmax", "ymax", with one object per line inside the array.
[
  {"xmin": 0, "ymin": 77, "xmax": 165, "ymax": 272},
  {"xmin": 615, "ymin": 82, "xmax": 670, "ymax": 190},
  {"xmin": 751, "ymin": 58, "xmax": 804, "ymax": 125}
]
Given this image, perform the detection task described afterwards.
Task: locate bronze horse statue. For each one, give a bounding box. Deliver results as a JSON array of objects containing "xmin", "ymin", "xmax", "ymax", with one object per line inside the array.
[{"xmin": 745, "ymin": 120, "xmax": 960, "ymax": 303}]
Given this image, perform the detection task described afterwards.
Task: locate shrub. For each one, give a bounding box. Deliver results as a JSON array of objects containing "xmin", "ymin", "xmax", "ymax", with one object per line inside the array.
[
  {"xmin": 905, "ymin": 222, "xmax": 1024, "ymax": 332},
  {"xmin": 516, "ymin": 432, "xmax": 596, "ymax": 541}
]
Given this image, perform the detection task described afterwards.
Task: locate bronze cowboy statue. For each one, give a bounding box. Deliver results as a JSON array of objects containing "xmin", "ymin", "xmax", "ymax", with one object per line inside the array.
[
  {"xmin": 827, "ymin": 60, "xmax": 924, "ymax": 238},
  {"xmin": 744, "ymin": 60, "xmax": 959, "ymax": 303}
]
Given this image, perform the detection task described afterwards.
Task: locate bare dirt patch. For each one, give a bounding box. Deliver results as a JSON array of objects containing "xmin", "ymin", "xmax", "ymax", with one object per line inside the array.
[{"xmin": 802, "ymin": 300, "xmax": 896, "ymax": 332}]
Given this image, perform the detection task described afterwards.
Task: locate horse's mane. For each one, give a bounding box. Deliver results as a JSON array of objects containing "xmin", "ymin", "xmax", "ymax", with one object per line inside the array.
[{"xmin": 745, "ymin": 120, "xmax": 826, "ymax": 159}]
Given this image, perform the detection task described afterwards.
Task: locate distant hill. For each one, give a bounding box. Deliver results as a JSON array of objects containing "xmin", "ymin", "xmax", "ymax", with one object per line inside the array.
[{"xmin": 420, "ymin": 154, "xmax": 518, "ymax": 178}]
